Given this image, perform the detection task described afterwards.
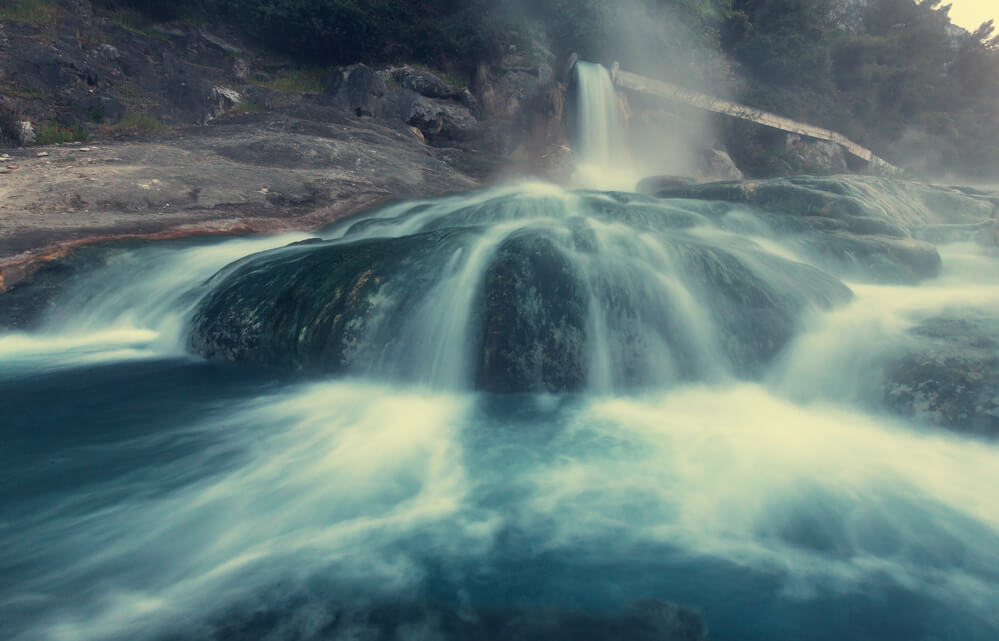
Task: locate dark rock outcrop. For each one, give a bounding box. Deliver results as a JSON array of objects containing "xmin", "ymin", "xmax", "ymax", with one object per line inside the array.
[
  {"xmin": 188, "ymin": 191, "xmax": 853, "ymax": 392},
  {"xmin": 189, "ymin": 230, "xmax": 465, "ymax": 373},
  {"xmin": 391, "ymin": 65, "xmax": 459, "ymax": 99},
  {"xmin": 884, "ymin": 317, "xmax": 999, "ymax": 436},
  {"xmin": 406, "ymin": 96, "xmax": 479, "ymax": 143},
  {"xmin": 323, "ymin": 64, "xmax": 389, "ymax": 118},
  {"xmin": 476, "ymin": 233, "xmax": 589, "ymax": 393}
]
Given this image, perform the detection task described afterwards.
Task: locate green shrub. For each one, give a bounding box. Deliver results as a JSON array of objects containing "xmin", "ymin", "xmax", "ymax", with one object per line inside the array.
[{"xmin": 33, "ymin": 122, "xmax": 89, "ymax": 145}]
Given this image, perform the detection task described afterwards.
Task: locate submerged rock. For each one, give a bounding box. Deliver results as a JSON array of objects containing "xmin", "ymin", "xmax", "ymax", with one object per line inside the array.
[{"xmin": 208, "ymin": 599, "xmax": 709, "ymax": 641}]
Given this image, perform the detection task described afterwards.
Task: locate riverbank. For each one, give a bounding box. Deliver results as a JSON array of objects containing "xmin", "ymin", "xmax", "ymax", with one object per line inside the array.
[{"xmin": 0, "ymin": 105, "xmax": 490, "ymax": 289}]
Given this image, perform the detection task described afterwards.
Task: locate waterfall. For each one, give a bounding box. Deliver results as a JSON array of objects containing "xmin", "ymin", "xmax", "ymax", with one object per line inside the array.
[{"xmin": 572, "ymin": 62, "xmax": 634, "ymax": 189}]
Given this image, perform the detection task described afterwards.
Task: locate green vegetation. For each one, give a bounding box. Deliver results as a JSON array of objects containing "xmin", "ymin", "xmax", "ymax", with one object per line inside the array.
[
  {"xmin": 722, "ymin": 0, "xmax": 999, "ymax": 177},
  {"xmin": 110, "ymin": 112, "xmax": 170, "ymax": 135},
  {"xmin": 57, "ymin": 1, "xmax": 999, "ymax": 177},
  {"xmin": 231, "ymin": 100, "xmax": 268, "ymax": 115},
  {"xmin": 0, "ymin": 83, "xmax": 44, "ymax": 101},
  {"xmin": 252, "ymin": 67, "xmax": 325, "ymax": 94},
  {"xmin": 0, "ymin": 0, "xmax": 57, "ymax": 25},
  {"xmin": 33, "ymin": 122, "xmax": 89, "ymax": 145}
]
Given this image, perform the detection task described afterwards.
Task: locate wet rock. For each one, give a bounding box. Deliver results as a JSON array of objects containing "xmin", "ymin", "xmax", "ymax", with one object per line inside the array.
[
  {"xmin": 650, "ymin": 175, "xmax": 996, "ymax": 283},
  {"xmin": 884, "ymin": 317, "xmax": 999, "ymax": 436},
  {"xmin": 207, "ymin": 599, "xmax": 709, "ymax": 641},
  {"xmin": 785, "ymin": 134, "xmax": 849, "ymax": 175},
  {"xmin": 476, "ymin": 233, "xmax": 589, "ymax": 393},
  {"xmin": 699, "ymin": 148, "xmax": 743, "ymax": 181},
  {"xmin": 189, "ymin": 230, "xmax": 468, "ymax": 373},
  {"xmin": 636, "ymin": 176, "xmax": 698, "ymax": 194},
  {"xmin": 189, "ymin": 193, "xmax": 852, "ymax": 391}
]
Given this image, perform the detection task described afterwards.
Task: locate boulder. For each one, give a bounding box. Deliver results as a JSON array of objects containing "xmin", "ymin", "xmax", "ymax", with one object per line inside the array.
[
  {"xmin": 15, "ymin": 120, "xmax": 36, "ymax": 145},
  {"xmin": 406, "ymin": 96, "xmax": 479, "ymax": 144},
  {"xmin": 189, "ymin": 191, "xmax": 853, "ymax": 391},
  {"xmin": 785, "ymin": 134, "xmax": 849, "ymax": 175},
  {"xmin": 229, "ymin": 57, "xmax": 250, "ymax": 83},
  {"xmin": 391, "ymin": 65, "xmax": 458, "ymax": 99},
  {"xmin": 323, "ymin": 64, "xmax": 389, "ymax": 118},
  {"xmin": 698, "ymin": 148, "xmax": 743, "ymax": 181},
  {"xmin": 167, "ymin": 76, "xmax": 241, "ymax": 124},
  {"xmin": 476, "ymin": 233, "xmax": 589, "ymax": 393},
  {"xmin": 189, "ymin": 229, "xmax": 469, "ymax": 374}
]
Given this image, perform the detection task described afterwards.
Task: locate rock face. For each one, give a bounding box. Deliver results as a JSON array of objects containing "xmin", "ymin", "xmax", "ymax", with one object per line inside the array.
[{"xmin": 0, "ymin": 15, "xmax": 247, "ymax": 129}]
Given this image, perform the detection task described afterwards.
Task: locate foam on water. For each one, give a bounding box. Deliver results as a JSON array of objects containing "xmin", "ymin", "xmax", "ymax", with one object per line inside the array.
[{"xmin": 1, "ymin": 183, "xmax": 997, "ymax": 640}]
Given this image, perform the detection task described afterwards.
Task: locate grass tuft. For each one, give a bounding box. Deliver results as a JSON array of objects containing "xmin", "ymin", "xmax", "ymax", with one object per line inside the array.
[
  {"xmin": 33, "ymin": 121, "xmax": 89, "ymax": 145},
  {"xmin": 111, "ymin": 112, "xmax": 170, "ymax": 135},
  {"xmin": 0, "ymin": 82, "xmax": 44, "ymax": 100},
  {"xmin": 252, "ymin": 67, "xmax": 325, "ymax": 94},
  {"xmin": 0, "ymin": 0, "xmax": 58, "ymax": 25}
]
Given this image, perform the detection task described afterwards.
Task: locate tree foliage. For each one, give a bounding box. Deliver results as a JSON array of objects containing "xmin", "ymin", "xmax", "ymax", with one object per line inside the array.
[
  {"xmin": 722, "ymin": 0, "xmax": 999, "ymax": 177},
  {"xmin": 101, "ymin": 0, "xmax": 999, "ymax": 177}
]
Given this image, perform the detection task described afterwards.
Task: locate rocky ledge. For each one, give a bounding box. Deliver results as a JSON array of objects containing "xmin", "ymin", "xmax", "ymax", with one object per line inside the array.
[{"xmin": 0, "ymin": 104, "xmax": 487, "ymax": 289}]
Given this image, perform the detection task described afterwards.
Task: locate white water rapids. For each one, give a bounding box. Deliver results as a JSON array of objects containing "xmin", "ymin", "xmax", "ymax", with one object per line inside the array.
[
  {"xmin": 1, "ymin": 64, "xmax": 998, "ymax": 641},
  {"xmin": 0, "ymin": 185, "xmax": 997, "ymax": 641}
]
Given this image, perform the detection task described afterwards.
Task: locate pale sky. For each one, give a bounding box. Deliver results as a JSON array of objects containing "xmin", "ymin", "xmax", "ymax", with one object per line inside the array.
[{"xmin": 948, "ymin": 0, "xmax": 998, "ymax": 32}]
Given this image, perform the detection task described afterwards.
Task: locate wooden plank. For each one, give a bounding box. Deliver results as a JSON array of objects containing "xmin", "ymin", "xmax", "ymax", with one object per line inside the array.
[{"xmin": 612, "ymin": 68, "xmax": 902, "ymax": 174}]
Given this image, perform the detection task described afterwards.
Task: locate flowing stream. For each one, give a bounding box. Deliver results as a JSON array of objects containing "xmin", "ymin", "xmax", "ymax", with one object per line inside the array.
[{"xmin": 2, "ymin": 66, "xmax": 998, "ymax": 641}]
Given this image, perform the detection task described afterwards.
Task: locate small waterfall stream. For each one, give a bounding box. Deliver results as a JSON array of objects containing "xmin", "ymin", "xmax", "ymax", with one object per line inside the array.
[{"xmin": 571, "ymin": 62, "xmax": 637, "ymax": 189}]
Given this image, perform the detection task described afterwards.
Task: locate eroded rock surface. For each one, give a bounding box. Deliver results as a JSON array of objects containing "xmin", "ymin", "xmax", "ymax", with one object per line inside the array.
[{"xmin": 0, "ymin": 105, "xmax": 483, "ymax": 288}]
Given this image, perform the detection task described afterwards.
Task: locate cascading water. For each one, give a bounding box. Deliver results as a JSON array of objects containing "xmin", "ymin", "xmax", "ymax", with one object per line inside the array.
[
  {"xmin": 2, "ymin": 172, "xmax": 998, "ymax": 641},
  {"xmin": 571, "ymin": 62, "xmax": 636, "ymax": 189}
]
